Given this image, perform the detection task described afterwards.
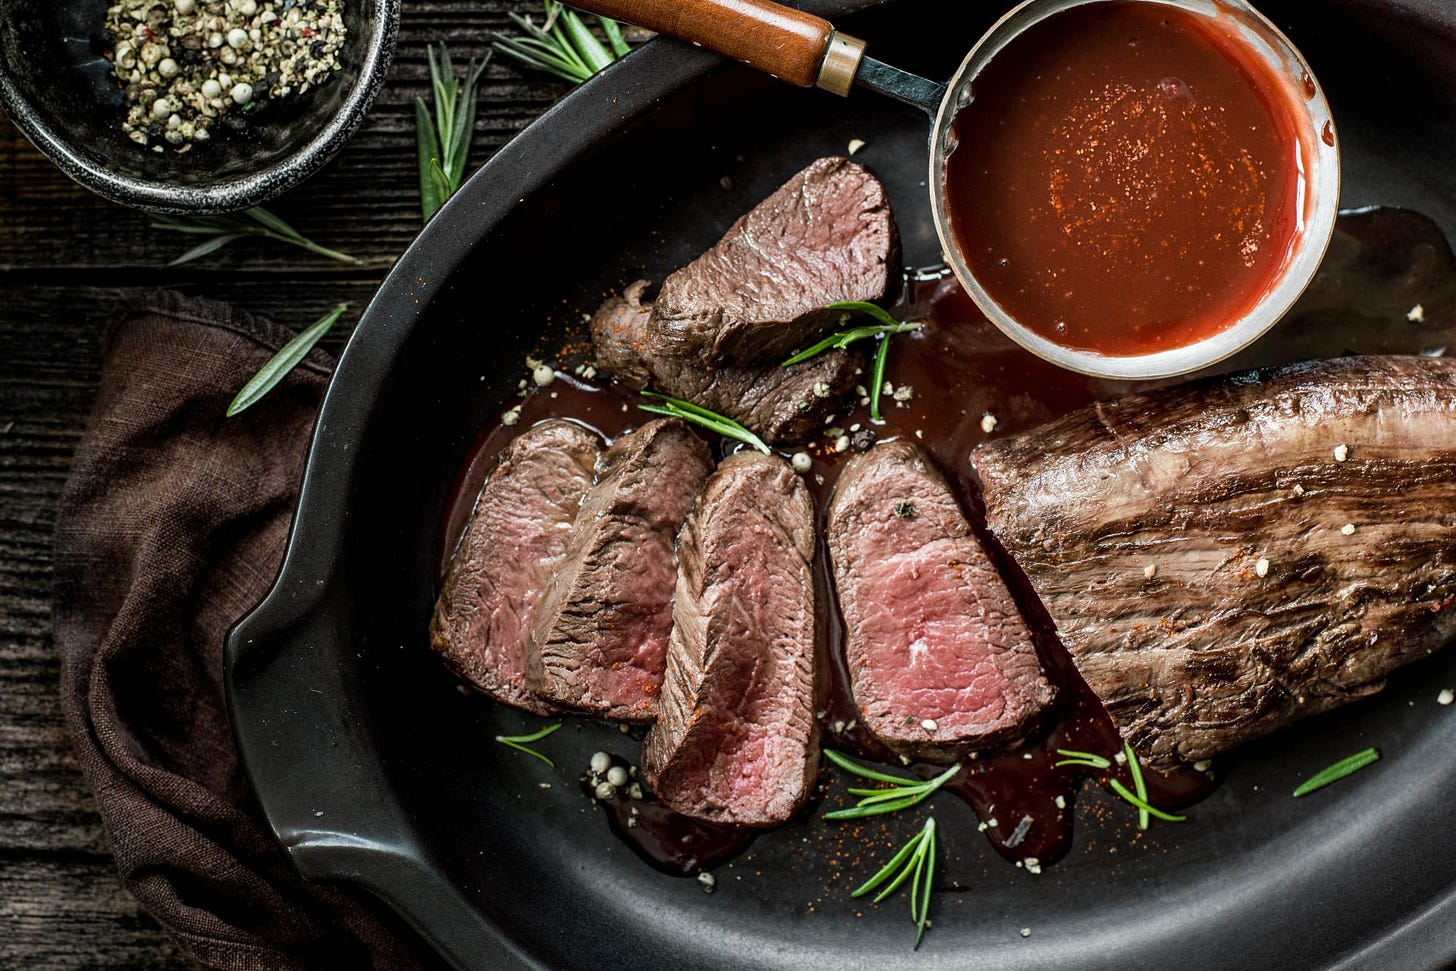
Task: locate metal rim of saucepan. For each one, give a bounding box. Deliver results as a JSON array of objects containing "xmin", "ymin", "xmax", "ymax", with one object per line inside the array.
[
  {"xmin": 927, "ymin": 0, "xmax": 1341, "ymax": 380},
  {"xmin": 225, "ymin": 2, "xmax": 1456, "ymax": 969},
  {"xmin": 0, "ymin": 0, "xmax": 400, "ymax": 213}
]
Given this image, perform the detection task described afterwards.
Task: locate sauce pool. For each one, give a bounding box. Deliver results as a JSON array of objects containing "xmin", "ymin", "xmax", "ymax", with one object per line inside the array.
[{"xmin": 946, "ymin": 1, "xmax": 1306, "ymax": 356}]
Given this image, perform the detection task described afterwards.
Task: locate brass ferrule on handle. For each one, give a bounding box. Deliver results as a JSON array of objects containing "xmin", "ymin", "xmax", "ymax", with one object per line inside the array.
[{"xmin": 817, "ymin": 31, "xmax": 868, "ymax": 96}]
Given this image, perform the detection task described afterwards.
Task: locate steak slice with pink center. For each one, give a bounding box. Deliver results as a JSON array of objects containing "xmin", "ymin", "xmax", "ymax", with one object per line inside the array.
[
  {"xmin": 429, "ymin": 419, "xmax": 601, "ymax": 714},
  {"xmin": 527, "ymin": 418, "xmax": 712, "ymax": 722},
  {"xmin": 646, "ymin": 156, "xmax": 898, "ymax": 367},
  {"xmin": 827, "ymin": 441, "xmax": 1054, "ymax": 760},
  {"xmin": 644, "ymin": 452, "xmax": 819, "ymax": 827}
]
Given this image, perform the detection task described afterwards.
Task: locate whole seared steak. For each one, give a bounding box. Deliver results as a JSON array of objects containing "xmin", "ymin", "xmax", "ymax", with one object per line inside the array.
[
  {"xmin": 644, "ymin": 452, "xmax": 818, "ymax": 826},
  {"xmin": 645, "ymin": 156, "xmax": 897, "ymax": 367},
  {"xmin": 527, "ymin": 418, "xmax": 712, "ymax": 722},
  {"xmin": 828, "ymin": 441, "xmax": 1054, "ymax": 760},
  {"xmin": 591, "ymin": 280, "xmax": 861, "ymax": 446},
  {"xmin": 430, "ymin": 419, "xmax": 600, "ymax": 714},
  {"xmin": 974, "ymin": 356, "xmax": 1456, "ymax": 770}
]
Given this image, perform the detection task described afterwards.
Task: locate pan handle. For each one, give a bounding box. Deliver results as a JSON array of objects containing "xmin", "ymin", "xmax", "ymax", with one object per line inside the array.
[{"xmin": 566, "ymin": 0, "xmax": 868, "ymax": 95}]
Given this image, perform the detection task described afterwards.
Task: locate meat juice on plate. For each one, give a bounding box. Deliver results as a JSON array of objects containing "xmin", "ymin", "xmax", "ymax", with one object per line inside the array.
[{"xmin": 439, "ymin": 207, "xmax": 1456, "ymax": 875}]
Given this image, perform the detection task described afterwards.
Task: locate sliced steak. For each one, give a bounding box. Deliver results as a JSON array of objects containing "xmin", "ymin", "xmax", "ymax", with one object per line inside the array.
[
  {"xmin": 644, "ymin": 452, "xmax": 818, "ymax": 826},
  {"xmin": 591, "ymin": 280, "xmax": 860, "ymax": 445},
  {"xmin": 527, "ymin": 418, "xmax": 713, "ymax": 722},
  {"xmin": 827, "ymin": 441, "xmax": 1054, "ymax": 760},
  {"xmin": 646, "ymin": 156, "xmax": 897, "ymax": 366},
  {"xmin": 430, "ymin": 419, "xmax": 600, "ymax": 714},
  {"xmin": 973, "ymin": 356, "xmax": 1456, "ymax": 770}
]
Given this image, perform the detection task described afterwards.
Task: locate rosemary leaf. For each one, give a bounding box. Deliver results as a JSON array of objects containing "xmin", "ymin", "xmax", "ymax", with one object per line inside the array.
[
  {"xmin": 908, "ymin": 825, "xmax": 932, "ymax": 918},
  {"xmin": 824, "ymin": 749, "xmax": 923, "ymax": 784},
  {"xmin": 429, "ymin": 159, "xmax": 453, "ymax": 208},
  {"xmin": 826, "ymin": 300, "xmax": 903, "ymax": 329},
  {"xmin": 448, "ymin": 58, "xmax": 486, "ymax": 186},
  {"xmin": 558, "ymin": 5, "xmax": 615, "ymax": 72},
  {"xmin": 871, "ymin": 834, "xmax": 924, "ymax": 902},
  {"xmin": 638, "ymin": 392, "xmax": 771, "ymax": 454},
  {"xmin": 1124, "ymin": 740, "xmax": 1151, "ymax": 830},
  {"xmin": 915, "ymin": 824, "xmax": 936, "ymax": 950},
  {"xmin": 415, "ymin": 97, "xmax": 442, "ymax": 220},
  {"xmin": 599, "ymin": 15, "xmax": 629, "ymax": 57},
  {"xmin": 227, "ymin": 304, "xmax": 347, "ymax": 417},
  {"xmin": 1293, "ymin": 747, "xmax": 1381, "ymax": 797},
  {"xmin": 852, "ymin": 827, "xmax": 923, "ymax": 898},
  {"xmin": 166, "ymin": 233, "xmax": 245, "ymax": 267},
  {"xmin": 823, "ymin": 797, "xmax": 926, "ymax": 821},
  {"xmin": 242, "ymin": 206, "xmax": 300, "ymax": 238},
  {"xmin": 870, "ymin": 330, "xmax": 892, "ymax": 423},
  {"xmin": 495, "ymin": 722, "xmax": 564, "ymax": 768},
  {"xmin": 849, "ymin": 784, "xmax": 940, "ymax": 806},
  {"xmin": 1053, "ymin": 748, "xmax": 1112, "ymax": 770},
  {"xmin": 1108, "ymin": 779, "xmax": 1187, "ymax": 823}
]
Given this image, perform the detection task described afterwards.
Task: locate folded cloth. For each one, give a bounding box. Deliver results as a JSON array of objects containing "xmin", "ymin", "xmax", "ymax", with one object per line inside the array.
[{"xmin": 52, "ymin": 292, "xmax": 436, "ymax": 970}]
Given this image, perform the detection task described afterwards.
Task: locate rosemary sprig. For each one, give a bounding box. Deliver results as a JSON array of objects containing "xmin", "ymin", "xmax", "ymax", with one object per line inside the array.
[
  {"xmin": 227, "ymin": 304, "xmax": 347, "ymax": 417},
  {"xmin": 852, "ymin": 816, "xmax": 937, "ymax": 949},
  {"xmin": 416, "ymin": 43, "xmax": 487, "ymax": 223},
  {"xmin": 493, "ymin": 2, "xmax": 626, "ymax": 84},
  {"xmin": 822, "ymin": 750, "xmax": 959, "ymax": 820},
  {"xmin": 1054, "ymin": 745, "xmax": 1185, "ymax": 825},
  {"xmin": 495, "ymin": 722, "xmax": 564, "ymax": 768},
  {"xmin": 781, "ymin": 304, "xmax": 921, "ymax": 366},
  {"xmin": 1293, "ymin": 747, "xmax": 1381, "ymax": 797},
  {"xmin": 638, "ymin": 392, "xmax": 771, "ymax": 454},
  {"xmin": 781, "ymin": 301, "xmax": 920, "ymax": 423},
  {"xmin": 151, "ymin": 208, "xmax": 359, "ymax": 266},
  {"xmin": 1108, "ymin": 779, "xmax": 1187, "ymax": 823}
]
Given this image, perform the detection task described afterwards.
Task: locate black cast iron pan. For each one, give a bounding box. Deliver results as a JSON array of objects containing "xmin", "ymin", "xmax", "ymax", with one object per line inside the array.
[{"xmin": 226, "ymin": 1, "xmax": 1456, "ymax": 968}]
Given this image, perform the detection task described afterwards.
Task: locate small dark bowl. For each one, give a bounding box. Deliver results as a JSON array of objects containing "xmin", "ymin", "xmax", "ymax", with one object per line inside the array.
[{"xmin": 0, "ymin": 0, "xmax": 398, "ymax": 212}]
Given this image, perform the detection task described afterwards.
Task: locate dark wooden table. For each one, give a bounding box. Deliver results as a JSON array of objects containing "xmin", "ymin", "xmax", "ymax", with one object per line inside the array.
[{"xmin": 0, "ymin": 3, "xmax": 573, "ymax": 964}]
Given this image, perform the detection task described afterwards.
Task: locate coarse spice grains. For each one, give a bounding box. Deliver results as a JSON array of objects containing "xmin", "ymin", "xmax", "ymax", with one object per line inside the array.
[{"xmin": 104, "ymin": 0, "xmax": 347, "ymax": 150}]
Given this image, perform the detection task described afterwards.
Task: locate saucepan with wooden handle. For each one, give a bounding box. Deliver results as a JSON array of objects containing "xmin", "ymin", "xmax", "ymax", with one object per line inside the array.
[{"xmin": 567, "ymin": 0, "xmax": 1340, "ymax": 380}]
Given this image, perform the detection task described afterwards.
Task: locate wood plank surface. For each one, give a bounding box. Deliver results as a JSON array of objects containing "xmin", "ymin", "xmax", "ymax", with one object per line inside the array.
[{"xmin": 0, "ymin": 1, "xmax": 596, "ymax": 965}]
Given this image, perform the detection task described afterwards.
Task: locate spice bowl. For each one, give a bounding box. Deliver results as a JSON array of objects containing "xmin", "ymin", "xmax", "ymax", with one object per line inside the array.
[{"xmin": 0, "ymin": 0, "xmax": 399, "ymax": 213}]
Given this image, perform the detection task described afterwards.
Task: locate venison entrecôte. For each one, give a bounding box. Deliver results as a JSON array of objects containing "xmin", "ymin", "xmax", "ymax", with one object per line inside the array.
[
  {"xmin": 644, "ymin": 452, "xmax": 820, "ymax": 827},
  {"xmin": 975, "ymin": 356, "xmax": 1456, "ymax": 770},
  {"xmin": 527, "ymin": 418, "xmax": 713, "ymax": 722}
]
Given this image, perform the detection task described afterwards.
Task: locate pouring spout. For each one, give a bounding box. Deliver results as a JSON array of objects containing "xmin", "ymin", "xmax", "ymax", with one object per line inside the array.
[{"xmin": 854, "ymin": 58, "xmax": 948, "ymax": 116}]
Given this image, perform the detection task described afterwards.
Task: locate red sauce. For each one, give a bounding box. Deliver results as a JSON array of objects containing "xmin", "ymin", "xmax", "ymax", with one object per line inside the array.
[{"xmin": 945, "ymin": 1, "xmax": 1305, "ymax": 356}]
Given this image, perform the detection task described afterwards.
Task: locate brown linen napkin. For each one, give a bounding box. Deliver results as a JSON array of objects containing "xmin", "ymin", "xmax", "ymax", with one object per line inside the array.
[{"xmin": 52, "ymin": 292, "xmax": 436, "ymax": 970}]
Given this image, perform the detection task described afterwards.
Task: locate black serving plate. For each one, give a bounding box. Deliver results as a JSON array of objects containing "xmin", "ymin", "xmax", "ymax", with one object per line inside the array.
[{"xmin": 226, "ymin": 2, "xmax": 1456, "ymax": 968}]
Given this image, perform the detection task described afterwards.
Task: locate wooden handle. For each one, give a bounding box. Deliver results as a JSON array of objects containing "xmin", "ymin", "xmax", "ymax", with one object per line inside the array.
[{"xmin": 568, "ymin": 0, "xmax": 855, "ymax": 89}]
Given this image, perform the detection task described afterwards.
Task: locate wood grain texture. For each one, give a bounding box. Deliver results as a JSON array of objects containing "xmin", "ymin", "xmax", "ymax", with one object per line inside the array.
[{"xmin": 0, "ymin": 1, "xmax": 587, "ymax": 964}]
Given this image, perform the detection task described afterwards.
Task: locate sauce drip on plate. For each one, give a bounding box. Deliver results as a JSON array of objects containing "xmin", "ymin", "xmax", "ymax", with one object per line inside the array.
[{"xmin": 945, "ymin": 1, "xmax": 1306, "ymax": 356}]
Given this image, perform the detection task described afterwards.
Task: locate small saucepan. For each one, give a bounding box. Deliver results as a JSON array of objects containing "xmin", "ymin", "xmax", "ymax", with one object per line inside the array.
[{"xmin": 569, "ymin": 0, "xmax": 1340, "ymax": 380}]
